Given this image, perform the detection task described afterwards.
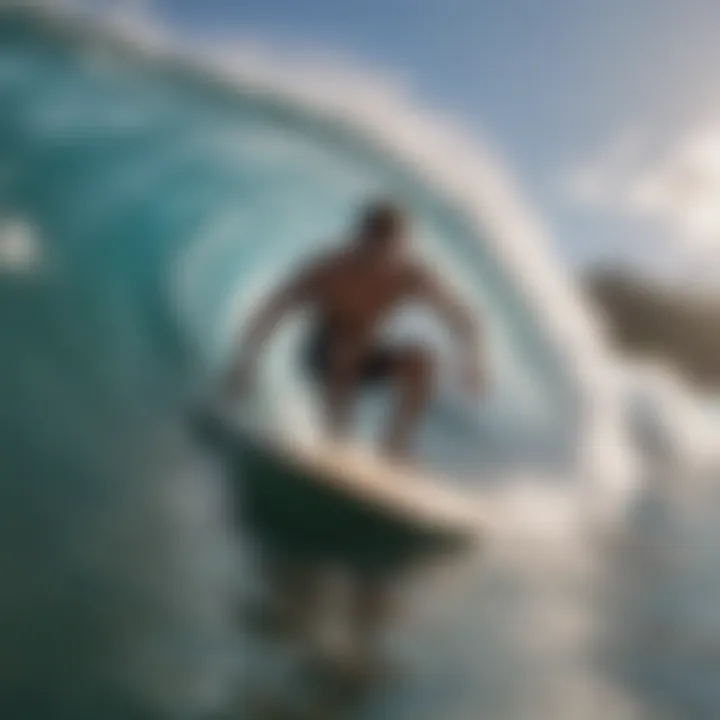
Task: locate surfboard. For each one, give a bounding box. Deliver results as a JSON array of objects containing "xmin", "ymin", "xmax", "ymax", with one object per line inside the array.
[{"xmin": 193, "ymin": 409, "xmax": 483, "ymax": 570}]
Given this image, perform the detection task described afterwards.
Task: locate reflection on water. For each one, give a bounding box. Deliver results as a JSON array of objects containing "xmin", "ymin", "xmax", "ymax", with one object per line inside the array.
[{"xmin": 219, "ymin": 456, "xmax": 720, "ymax": 720}]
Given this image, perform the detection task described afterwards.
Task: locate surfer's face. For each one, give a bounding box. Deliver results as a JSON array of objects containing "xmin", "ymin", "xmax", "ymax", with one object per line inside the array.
[
  {"xmin": 363, "ymin": 228, "xmax": 405, "ymax": 264},
  {"xmin": 357, "ymin": 202, "xmax": 407, "ymax": 262}
]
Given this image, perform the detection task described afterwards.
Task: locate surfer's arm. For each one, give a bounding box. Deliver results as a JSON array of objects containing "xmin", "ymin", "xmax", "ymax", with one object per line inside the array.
[
  {"xmin": 414, "ymin": 268, "xmax": 480, "ymax": 347},
  {"xmin": 224, "ymin": 262, "xmax": 321, "ymax": 394},
  {"xmin": 245, "ymin": 275, "xmax": 311, "ymax": 348},
  {"xmin": 412, "ymin": 267, "xmax": 485, "ymax": 389}
]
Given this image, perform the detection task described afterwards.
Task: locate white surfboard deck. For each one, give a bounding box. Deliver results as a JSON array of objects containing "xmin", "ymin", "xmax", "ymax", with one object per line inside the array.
[{"xmin": 230, "ymin": 422, "xmax": 485, "ymax": 540}]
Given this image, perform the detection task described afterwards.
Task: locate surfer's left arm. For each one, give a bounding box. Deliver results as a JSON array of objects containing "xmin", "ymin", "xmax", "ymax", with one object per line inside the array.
[{"xmin": 411, "ymin": 267, "xmax": 485, "ymax": 392}]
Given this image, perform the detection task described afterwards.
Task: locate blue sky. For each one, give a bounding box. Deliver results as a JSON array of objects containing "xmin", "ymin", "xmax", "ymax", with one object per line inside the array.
[{"xmin": 117, "ymin": 0, "xmax": 720, "ymax": 282}]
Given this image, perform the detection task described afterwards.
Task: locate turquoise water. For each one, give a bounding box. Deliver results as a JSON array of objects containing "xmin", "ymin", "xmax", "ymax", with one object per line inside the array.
[
  {"xmin": 2, "ymin": 7, "xmax": 720, "ymax": 720},
  {"xmin": 0, "ymin": 7, "xmax": 583, "ymax": 465}
]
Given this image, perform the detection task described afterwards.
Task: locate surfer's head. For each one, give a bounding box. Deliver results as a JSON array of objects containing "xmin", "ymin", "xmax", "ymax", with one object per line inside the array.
[{"xmin": 355, "ymin": 199, "xmax": 407, "ymax": 258}]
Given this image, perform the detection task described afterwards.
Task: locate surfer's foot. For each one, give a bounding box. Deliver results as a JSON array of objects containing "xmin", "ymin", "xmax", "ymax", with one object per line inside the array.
[
  {"xmin": 380, "ymin": 435, "xmax": 416, "ymax": 465},
  {"xmin": 380, "ymin": 443, "xmax": 415, "ymax": 470},
  {"xmin": 380, "ymin": 346, "xmax": 433, "ymax": 459}
]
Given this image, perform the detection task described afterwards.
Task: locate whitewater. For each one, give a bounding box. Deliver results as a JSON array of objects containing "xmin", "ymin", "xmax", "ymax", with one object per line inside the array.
[{"xmin": 0, "ymin": 5, "xmax": 719, "ymax": 719}]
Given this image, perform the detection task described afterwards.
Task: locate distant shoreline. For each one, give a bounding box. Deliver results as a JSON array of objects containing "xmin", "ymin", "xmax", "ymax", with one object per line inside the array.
[{"xmin": 586, "ymin": 268, "xmax": 720, "ymax": 391}]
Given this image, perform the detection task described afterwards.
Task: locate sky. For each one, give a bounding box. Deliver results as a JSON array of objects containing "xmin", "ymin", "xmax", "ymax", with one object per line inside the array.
[{"xmin": 91, "ymin": 0, "xmax": 720, "ymax": 284}]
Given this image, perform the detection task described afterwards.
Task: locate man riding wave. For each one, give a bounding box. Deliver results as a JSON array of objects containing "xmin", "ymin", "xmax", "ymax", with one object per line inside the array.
[{"xmin": 226, "ymin": 199, "xmax": 486, "ymax": 457}]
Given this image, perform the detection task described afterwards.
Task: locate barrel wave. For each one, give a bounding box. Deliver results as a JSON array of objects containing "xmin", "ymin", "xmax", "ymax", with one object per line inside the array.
[
  {"xmin": 3, "ymin": 6, "xmax": 720, "ymax": 720},
  {"xmin": 0, "ymin": 6, "xmax": 629, "ymax": 717}
]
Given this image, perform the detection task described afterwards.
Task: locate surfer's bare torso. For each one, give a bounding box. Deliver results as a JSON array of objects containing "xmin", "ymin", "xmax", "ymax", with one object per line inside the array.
[{"xmin": 300, "ymin": 247, "xmax": 430, "ymax": 372}]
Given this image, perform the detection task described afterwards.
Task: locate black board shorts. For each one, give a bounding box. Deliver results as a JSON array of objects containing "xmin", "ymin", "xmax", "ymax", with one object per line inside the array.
[{"xmin": 304, "ymin": 325, "xmax": 394, "ymax": 384}]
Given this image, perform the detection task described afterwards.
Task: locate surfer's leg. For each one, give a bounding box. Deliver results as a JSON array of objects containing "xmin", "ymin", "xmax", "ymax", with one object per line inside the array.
[
  {"xmin": 305, "ymin": 328, "xmax": 358, "ymax": 440},
  {"xmin": 307, "ymin": 334, "xmax": 434, "ymax": 451},
  {"xmin": 374, "ymin": 346, "xmax": 434, "ymax": 457}
]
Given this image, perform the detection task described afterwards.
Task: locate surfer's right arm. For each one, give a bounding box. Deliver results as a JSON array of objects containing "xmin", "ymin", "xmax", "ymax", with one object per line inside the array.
[{"xmin": 223, "ymin": 259, "xmax": 326, "ymax": 398}]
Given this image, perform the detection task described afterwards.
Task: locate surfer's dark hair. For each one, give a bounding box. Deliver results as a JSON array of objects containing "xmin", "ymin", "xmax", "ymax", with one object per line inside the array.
[{"xmin": 358, "ymin": 199, "xmax": 406, "ymax": 242}]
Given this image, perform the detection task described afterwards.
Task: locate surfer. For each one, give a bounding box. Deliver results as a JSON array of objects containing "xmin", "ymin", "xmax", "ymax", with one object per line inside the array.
[
  {"xmin": 226, "ymin": 199, "xmax": 485, "ymax": 457},
  {"xmin": 221, "ymin": 199, "xmax": 486, "ymax": 691}
]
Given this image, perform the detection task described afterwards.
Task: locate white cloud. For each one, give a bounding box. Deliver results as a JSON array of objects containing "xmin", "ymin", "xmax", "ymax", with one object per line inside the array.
[{"xmin": 565, "ymin": 125, "xmax": 720, "ymax": 256}]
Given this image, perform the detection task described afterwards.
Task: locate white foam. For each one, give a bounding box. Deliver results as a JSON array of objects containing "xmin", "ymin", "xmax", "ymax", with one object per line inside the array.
[{"xmin": 0, "ymin": 216, "xmax": 44, "ymax": 273}]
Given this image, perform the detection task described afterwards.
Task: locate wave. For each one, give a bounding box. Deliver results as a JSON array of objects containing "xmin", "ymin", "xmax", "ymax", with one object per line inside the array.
[{"xmin": 0, "ymin": 4, "xmax": 676, "ymax": 718}]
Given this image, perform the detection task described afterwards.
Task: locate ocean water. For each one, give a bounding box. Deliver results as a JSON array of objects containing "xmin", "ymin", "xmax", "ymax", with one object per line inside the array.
[{"xmin": 1, "ymin": 6, "xmax": 719, "ymax": 720}]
